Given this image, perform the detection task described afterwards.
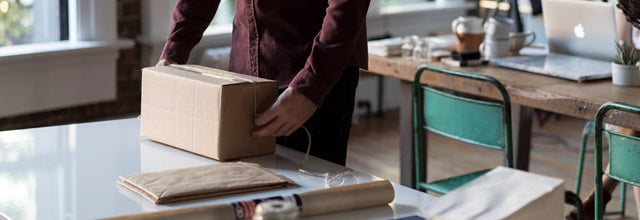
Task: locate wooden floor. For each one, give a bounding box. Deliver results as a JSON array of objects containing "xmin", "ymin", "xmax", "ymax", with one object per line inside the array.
[{"xmin": 346, "ymin": 109, "xmax": 638, "ymax": 219}]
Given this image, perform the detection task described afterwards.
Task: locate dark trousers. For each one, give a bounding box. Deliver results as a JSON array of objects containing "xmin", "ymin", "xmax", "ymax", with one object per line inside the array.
[{"xmin": 277, "ymin": 66, "xmax": 359, "ymax": 166}]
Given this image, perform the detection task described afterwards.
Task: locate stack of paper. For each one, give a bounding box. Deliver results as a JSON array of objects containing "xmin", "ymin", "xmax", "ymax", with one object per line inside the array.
[{"xmin": 368, "ymin": 37, "xmax": 403, "ymax": 57}]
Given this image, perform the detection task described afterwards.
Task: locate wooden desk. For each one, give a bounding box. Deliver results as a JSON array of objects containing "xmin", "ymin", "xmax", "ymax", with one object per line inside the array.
[{"xmin": 367, "ymin": 55, "xmax": 640, "ymax": 187}]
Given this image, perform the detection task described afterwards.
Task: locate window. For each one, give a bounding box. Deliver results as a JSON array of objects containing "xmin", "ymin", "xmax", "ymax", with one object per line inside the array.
[
  {"xmin": 210, "ymin": 0, "xmax": 235, "ymax": 27},
  {"xmin": 0, "ymin": 0, "xmax": 68, "ymax": 47},
  {"xmin": 203, "ymin": 0, "xmax": 235, "ymax": 36},
  {"xmin": 380, "ymin": 0, "xmax": 430, "ymax": 7}
]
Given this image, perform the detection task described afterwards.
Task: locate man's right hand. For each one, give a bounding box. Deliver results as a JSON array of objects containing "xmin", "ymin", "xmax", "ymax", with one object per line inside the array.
[{"xmin": 156, "ymin": 59, "xmax": 176, "ymax": 67}]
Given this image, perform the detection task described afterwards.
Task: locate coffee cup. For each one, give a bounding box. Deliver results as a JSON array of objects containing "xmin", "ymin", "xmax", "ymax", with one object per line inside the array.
[
  {"xmin": 480, "ymin": 39, "xmax": 510, "ymax": 59},
  {"xmin": 452, "ymin": 16, "xmax": 484, "ymax": 52},
  {"xmin": 508, "ymin": 32, "xmax": 536, "ymax": 55},
  {"xmin": 484, "ymin": 16, "xmax": 513, "ymax": 40}
]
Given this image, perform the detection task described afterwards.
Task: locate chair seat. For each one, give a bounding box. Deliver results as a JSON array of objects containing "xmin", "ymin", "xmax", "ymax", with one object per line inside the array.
[{"xmin": 418, "ymin": 169, "xmax": 491, "ymax": 194}]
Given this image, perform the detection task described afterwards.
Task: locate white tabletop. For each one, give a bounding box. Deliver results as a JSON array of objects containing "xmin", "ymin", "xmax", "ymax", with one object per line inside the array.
[{"xmin": 0, "ymin": 118, "xmax": 435, "ymax": 220}]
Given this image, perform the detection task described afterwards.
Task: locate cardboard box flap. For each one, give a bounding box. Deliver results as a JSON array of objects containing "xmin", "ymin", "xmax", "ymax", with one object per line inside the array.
[{"xmin": 142, "ymin": 65, "xmax": 275, "ymax": 87}]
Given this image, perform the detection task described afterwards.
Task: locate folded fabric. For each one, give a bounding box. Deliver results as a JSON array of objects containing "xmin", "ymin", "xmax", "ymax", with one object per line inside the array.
[{"xmin": 118, "ymin": 162, "xmax": 294, "ymax": 204}]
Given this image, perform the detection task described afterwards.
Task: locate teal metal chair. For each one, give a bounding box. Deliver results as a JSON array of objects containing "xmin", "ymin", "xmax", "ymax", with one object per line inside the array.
[
  {"xmin": 594, "ymin": 102, "xmax": 640, "ymax": 220},
  {"xmin": 412, "ymin": 65, "xmax": 514, "ymax": 194},
  {"xmin": 575, "ymin": 121, "xmax": 627, "ymax": 217}
]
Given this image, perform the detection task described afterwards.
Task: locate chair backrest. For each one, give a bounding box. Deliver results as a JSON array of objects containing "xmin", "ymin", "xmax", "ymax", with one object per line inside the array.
[
  {"xmin": 412, "ymin": 65, "xmax": 514, "ymax": 183},
  {"xmin": 594, "ymin": 102, "xmax": 640, "ymax": 219},
  {"xmin": 423, "ymin": 87, "xmax": 507, "ymax": 150}
]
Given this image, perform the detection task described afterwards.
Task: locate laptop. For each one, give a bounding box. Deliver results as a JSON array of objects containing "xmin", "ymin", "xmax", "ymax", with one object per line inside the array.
[{"xmin": 491, "ymin": 0, "xmax": 618, "ymax": 82}]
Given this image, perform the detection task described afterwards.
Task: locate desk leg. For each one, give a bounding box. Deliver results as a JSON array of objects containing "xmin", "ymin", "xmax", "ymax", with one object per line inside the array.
[
  {"xmin": 514, "ymin": 106, "xmax": 533, "ymax": 171},
  {"xmin": 377, "ymin": 75, "xmax": 384, "ymax": 116},
  {"xmin": 400, "ymin": 80, "xmax": 416, "ymax": 188}
]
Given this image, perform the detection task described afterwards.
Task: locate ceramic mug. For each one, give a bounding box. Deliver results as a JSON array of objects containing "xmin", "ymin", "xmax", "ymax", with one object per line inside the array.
[
  {"xmin": 484, "ymin": 16, "xmax": 513, "ymax": 40},
  {"xmin": 508, "ymin": 32, "xmax": 536, "ymax": 55},
  {"xmin": 480, "ymin": 39, "xmax": 510, "ymax": 59},
  {"xmin": 452, "ymin": 16, "xmax": 484, "ymax": 52}
]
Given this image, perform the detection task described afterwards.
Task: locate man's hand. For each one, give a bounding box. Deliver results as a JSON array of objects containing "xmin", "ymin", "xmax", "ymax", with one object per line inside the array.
[
  {"xmin": 253, "ymin": 87, "xmax": 317, "ymax": 137},
  {"xmin": 156, "ymin": 59, "xmax": 176, "ymax": 67}
]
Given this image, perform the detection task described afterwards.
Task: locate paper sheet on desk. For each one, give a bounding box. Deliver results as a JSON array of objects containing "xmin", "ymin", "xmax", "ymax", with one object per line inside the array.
[{"xmin": 423, "ymin": 166, "xmax": 564, "ymax": 220}]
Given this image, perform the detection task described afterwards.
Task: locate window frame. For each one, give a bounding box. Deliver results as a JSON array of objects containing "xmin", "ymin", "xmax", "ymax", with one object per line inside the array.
[{"xmin": 0, "ymin": 0, "xmax": 134, "ymax": 118}]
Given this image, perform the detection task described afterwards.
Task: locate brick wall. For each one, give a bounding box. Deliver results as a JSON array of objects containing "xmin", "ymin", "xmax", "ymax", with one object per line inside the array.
[{"xmin": 0, "ymin": 0, "xmax": 143, "ymax": 131}]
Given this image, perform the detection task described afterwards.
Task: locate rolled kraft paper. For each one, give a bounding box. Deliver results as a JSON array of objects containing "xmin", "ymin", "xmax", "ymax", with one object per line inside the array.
[
  {"xmin": 298, "ymin": 180, "xmax": 395, "ymax": 217},
  {"xmin": 105, "ymin": 180, "xmax": 395, "ymax": 220},
  {"xmin": 103, "ymin": 205, "xmax": 236, "ymax": 220}
]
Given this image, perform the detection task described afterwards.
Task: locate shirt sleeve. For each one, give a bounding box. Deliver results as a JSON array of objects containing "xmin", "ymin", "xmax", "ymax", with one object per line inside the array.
[
  {"xmin": 288, "ymin": 0, "xmax": 370, "ymax": 106},
  {"xmin": 160, "ymin": 0, "xmax": 221, "ymax": 64}
]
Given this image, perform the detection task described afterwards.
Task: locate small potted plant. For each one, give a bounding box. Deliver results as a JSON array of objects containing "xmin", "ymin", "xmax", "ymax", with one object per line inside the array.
[{"xmin": 612, "ymin": 41, "xmax": 640, "ymax": 86}]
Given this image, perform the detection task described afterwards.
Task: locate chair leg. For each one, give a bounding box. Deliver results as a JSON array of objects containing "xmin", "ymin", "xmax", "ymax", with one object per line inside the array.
[
  {"xmin": 565, "ymin": 191, "xmax": 583, "ymax": 220},
  {"xmin": 575, "ymin": 121, "xmax": 593, "ymax": 194},
  {"xmin": 621, "ymin": 183, "xmax": 626, "ymax": 216}
]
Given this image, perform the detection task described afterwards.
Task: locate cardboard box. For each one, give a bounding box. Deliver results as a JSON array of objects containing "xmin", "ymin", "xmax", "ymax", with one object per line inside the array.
[
  {"xmin": 423, "ymin": 166, "xmax": 564, "ymax": 220},
  {"xmin": 140, "ymin": 65, "xmax": 278, "ymax": 160}
]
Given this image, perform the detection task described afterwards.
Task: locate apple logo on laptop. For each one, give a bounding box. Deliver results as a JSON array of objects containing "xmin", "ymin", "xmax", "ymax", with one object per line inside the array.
[{"xmin": 574, "ymin": 23, "xmax": 585, "ymax": 39}]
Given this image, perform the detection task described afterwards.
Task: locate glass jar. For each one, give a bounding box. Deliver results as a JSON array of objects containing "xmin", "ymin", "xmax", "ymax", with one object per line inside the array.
[
  {"xmin": 401, "ymin": 36, "xmax": 415, "ymax": 59},
  {"xmin": 413, "ymin": 38, "xmax": 430, "ymax": 62}
]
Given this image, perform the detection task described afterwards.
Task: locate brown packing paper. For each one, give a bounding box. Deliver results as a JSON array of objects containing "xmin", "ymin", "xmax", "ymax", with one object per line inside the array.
[
  {"xmin": 140, "ymin": 65, "xmax": 278, "ymax": 161},
  {"xmin": 117, "ymin": 162, "xmax": 294, "ymax": 204},
  {"xmin": 106, "ymin": 180, "xmax": 395, "ymax": 220},
  {"xmin": 298, "ymin": 179, "xmax": 395, "ymax": 217}
]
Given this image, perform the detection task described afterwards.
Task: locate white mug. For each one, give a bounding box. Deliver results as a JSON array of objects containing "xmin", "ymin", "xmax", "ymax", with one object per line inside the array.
[
  {"xmin": 508, "ymin": 32, "xmax": 536, "ymax": 55},
  {"xmin": 484, "ymin": 16, "xmax": 513, "ymax": 40},
  {"xmin": 480, "ymin": 39, "xmax": 510, "ymax": 59},
  {"xmin": 452, "ymin": 16, "xmax": 484, "ymax": 34}
]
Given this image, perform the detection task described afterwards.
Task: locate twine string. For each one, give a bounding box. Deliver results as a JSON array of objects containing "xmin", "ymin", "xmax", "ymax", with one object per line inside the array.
[{"xmin": 297, "ymin": 126, "xmax": 360, "ymax": 188}]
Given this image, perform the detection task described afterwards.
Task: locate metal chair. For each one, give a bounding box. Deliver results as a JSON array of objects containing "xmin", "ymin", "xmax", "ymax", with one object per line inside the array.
[
  {"xmin": 594, "ymin": 102, "xmax": 640, "ymax": 220},
  {"xmin": 412, "ymin": 65, "xmax": 513, "ymax": 194},
  {"xmin": 575, "ymin": 120, "xmax": 627, "ymax": 217}
]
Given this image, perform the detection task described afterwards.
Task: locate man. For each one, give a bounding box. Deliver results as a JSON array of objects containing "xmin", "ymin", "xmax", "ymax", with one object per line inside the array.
[{"xmin": 157, "ymin": 0, "xmax": 371, "ymax": 165}]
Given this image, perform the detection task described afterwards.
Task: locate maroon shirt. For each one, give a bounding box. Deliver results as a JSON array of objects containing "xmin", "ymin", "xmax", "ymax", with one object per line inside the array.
[{"xmin": 161, "ymin": 0, "xmax": 370, "ymax": 106}]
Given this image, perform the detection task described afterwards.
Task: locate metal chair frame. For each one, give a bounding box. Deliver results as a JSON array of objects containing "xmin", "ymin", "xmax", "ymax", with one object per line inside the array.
[
  {"xmin": 412, "ymin": 65, "xmax": 513, "ymax": 193},
  {"xmin": 594, "ymin": 102, "xmax": 640, "ymax": 220}
]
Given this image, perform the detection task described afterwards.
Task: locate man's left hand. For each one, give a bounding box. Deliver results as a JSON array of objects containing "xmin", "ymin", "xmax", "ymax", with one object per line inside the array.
[{"xmin": 253, "ymin": 87, "xmax": 317, "ymax": 137}]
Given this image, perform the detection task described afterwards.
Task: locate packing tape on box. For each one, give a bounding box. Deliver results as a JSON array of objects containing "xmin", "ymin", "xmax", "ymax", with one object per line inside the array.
[
  {"xmin": 169, "ymin": 64, "xmax": 259, "ymax": 118},
  {"xmin": 169, "ymin": 64, "xmax": 257, "ymax": 83},
  {"xmin": 105, "ymin": 180, "xmax": 395, "ymax": 220}
]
